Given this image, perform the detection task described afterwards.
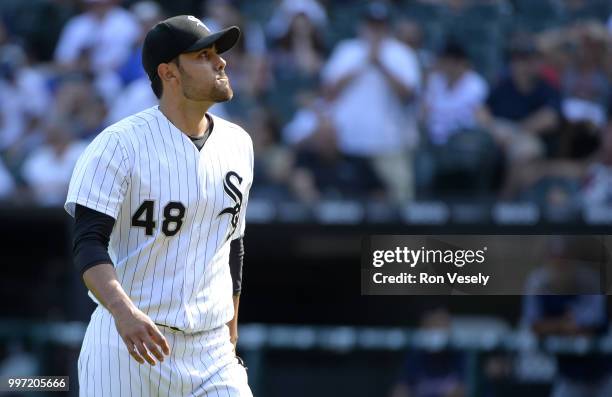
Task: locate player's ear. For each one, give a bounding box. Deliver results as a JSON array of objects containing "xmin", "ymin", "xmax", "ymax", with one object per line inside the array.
[{"xmin": 157, "ymin": 62, "xmax": 178, "ymax": 83}]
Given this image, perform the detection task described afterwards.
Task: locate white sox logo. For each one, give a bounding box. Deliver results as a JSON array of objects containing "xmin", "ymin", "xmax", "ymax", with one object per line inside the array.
[
  {"xmin": 218, "ymin": 171, "xmax": 243, "ymax": 241},
  {"xmin": 187, "ymin": 15, "xmax": 209, "ymax": 31}
]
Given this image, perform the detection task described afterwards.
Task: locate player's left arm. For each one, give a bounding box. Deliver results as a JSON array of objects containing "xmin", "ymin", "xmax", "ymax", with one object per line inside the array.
[
  {"xmin": 226, "ymin": 131, "xmax": 253, "ymax": 352},
  {"xmin": 228, "ymin": 295, "xmax": 240, "ymax": 350},
  {"xmin": 227, "ymin": 237, "xmax": 244, "ymax": 351}
]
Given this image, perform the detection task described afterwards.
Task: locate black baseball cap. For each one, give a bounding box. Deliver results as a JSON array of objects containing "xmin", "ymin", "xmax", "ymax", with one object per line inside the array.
[{"xmin": 142, "ymin": 15, "xmax": 241, "ymax": 81}]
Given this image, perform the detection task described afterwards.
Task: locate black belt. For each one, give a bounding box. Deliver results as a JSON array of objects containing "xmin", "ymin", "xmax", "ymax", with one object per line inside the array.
[
  {"xmin": 236, "ymin": 355, "xmax": 248, "ymax": 370},
  {"xmin": 156, "ymin": 322, "xmax": 248, "ymax": 370},
  {"xmin": 155, "ymin": 322, "xmax": 182, "ymax": 332}
]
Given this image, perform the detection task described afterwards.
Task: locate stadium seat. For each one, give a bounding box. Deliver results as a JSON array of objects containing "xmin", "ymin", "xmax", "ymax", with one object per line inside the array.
[{"xmin": 430, "ymin": 128, "xmax": 500, "ymax": 196}]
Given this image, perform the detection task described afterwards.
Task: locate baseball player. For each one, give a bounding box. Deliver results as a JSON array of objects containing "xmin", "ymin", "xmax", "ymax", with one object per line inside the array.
[{"xmin": 65, "ymin": 15, "xmax": 253, "ymax": 396}]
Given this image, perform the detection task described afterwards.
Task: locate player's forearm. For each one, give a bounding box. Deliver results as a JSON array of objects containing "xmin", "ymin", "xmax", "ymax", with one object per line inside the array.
[
  {"xmin": 227, "ymin": 294, "xmax": 240, "ymax": 347},
  {"xmin": 83, "ymin": 263, "xmax": 137, "ymax": 318},
  {"xmin": 231, "ymin": 294, "xmax": 240, "ymax": 322},
  {"xmin": 227, "ymin": 236, "xmax": 244, "ymax": 348}
]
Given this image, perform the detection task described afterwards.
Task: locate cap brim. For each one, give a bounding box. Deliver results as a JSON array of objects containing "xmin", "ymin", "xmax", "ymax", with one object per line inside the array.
[{"xmin": 185, "ymin": 26, "xmax": 241, "ymax": 54}]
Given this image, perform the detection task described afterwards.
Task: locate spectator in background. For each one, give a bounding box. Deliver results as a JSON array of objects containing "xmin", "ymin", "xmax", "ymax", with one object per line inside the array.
[
  {"xmin": 267, "ymin": 0, "xmax": 327, "ymax": 74},
  {"xmin": 560, "ymin": 22, "xmax": 609, "ymax": 129},
  {"xmin": 271, "ymin": 10, "xmax": 326, "ymax": 78},
  {"xmin": 76, "ymin": 93, "xmax": 109, "ymax": 140},
  {"xmin": 267, "ymin": 0, "xmax": 328, "ymax": 122},
  {"xmin": 205, "ymin": 0, "xmax": 267, "ymax": 57},
  {"xmin": 581, "ymin": 117, "xmax": 612, "ymax": 206},
  {"xmin": 536, "ymin": 27, "xmax": 570, "ymax": 89},
  {"xmin": 21, "ymin": 118, "xmax": 86, "ymax": 206},
  {"xmin": 116, "ymin": 1, "xmax": 164, "ymax": 86},
  {"xmin": 545, "ymin": 22, "xmax": 609, "ymax": 168},
  {"xmin": 395, "ymin": 17, "xmax": 434, "ymax": 72},
  {"xmin": 0, "ymin": 54, "xmax": 26, "ymax": 154},
  {"xmin": 106, "ymin": 76, "xmax": 157, "ymax": 124},
  {"xmin": 503, "ymin": 113, "xmax": 611, "ymax": 205},
  {"xmin": 322, "ymin": 2, "xmax": 421, "ymax": 202},
  {"xmin": 283, "ymin": 94, "xmax": 386, "ymax": 203},
  {"xmin": 267, "ymin": 0, "xmax": 327, "ymax": 42},
  {"xmin": 53, "ymin": 74, "xmax": 109, "ymax": 141},
  {"xmin": 54, "ymin": 0, "xmax": 139, "ymax": 74},
  {"xmin": 0, "ymin": 41, "xmax": 50, "ymax": 170},
  {"xmin": 480, "ymin": 38, "xmax": 561, "ymax": 164},
  {"xmin": 248, "ymin": 106, "xmax": 295, "ymax": 200},
  {"xmin": 422, "ymin": 41, "xmax": 488, "ymax": 145},
  {"xmin": 523, "ymin": 237, "xmax": 612, "ymax": 397},
  {"xmin": 389, "ymin": 308, "xmax": 466, "ymax": 397},
  {"xmin": 53, "ymin": 0, "xmax": 141, "ymax": 106},
  {"xmin": 107, "ymin": 1, "xmax": 164, "ymax": 124}
]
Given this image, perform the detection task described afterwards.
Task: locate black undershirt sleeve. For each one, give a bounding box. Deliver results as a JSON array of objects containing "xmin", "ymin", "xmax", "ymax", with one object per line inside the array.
[
  {"xmin": 73, "ymin": 204, "xmax": 115, "ymax": 278},
  {"xmin": 229, "ymin": 237, "xmax": 244, "ymax": 296}
]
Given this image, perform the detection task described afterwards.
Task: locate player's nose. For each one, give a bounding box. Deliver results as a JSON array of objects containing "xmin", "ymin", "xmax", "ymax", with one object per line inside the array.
[{"xmin": 215, "ymin": 55, "xmax": 226, "ymax": 72}]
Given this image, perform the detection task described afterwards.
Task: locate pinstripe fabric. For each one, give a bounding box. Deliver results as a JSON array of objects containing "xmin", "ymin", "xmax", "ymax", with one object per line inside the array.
[
  {"xmin": 65, "ymin": 106, "xmax": 253, "ymax": 332},
  {"xmin": 79, "ymin": 307, "xmax": 251, "ymax": 397},
  {"xmin": 68, "ymin": 105, "xmax": 254, "ymax": 395}
]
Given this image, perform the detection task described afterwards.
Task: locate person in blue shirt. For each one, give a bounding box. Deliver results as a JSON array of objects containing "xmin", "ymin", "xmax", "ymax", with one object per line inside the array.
[{"xmin": 522, "ymin": 237, "xmax": 612, "ymax": 397}]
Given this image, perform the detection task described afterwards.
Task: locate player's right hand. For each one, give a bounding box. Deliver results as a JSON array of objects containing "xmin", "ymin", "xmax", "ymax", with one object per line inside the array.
[{"xmin": 113, "ymin": 306, "xmax": 171, "ymax": 365}]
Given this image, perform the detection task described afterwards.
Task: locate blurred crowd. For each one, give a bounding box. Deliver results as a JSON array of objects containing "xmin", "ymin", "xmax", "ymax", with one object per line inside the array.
[
  {"xmin": 388, "ymin": 237, "xmax": 612, "ymax": 397},
  {"xmin": 0, "ymin": 0, "xmax": 611, "ymax": 209}
]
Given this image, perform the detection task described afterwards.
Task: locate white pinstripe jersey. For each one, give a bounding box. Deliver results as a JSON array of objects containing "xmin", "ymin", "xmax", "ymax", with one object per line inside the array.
[{"xmin": 65, "ymin": 106, "xmax": 253, "ymax": 333}]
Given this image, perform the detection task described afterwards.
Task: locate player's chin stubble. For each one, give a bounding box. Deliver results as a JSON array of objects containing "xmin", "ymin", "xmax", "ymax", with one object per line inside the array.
[
  {"xmin": 211, "ymin": 80, "xmax": 233, "ymax": 102},
  {"xmin": 180, "ymin": 72, "xmax": 233, "ymax": 103}
]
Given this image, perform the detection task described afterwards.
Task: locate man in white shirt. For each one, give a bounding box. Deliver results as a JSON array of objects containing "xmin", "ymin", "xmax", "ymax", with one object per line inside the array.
[
  {"xmin": 423, "ymin": 42, "xmax": 488, "ymax": 145},
  {"xmin": 321, "ymin": 3, "xmax": 421, "ymax": 202},
  {"xmin": 22, "ymin": 119, "xmax": 87, "ymax": 206},
  {"xmin": 0, "ymin": 44, "xmax": 50, "ymax": 153},
  {"xmin": 54, "ymin": 0, "xmax": 139, "ymax": 73}
]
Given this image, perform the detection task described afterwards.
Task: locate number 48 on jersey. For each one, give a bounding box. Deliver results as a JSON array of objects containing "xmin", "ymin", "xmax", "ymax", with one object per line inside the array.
[{"xmin": 131, "ymin": 200, "xmax": 186, "ymax": 237}]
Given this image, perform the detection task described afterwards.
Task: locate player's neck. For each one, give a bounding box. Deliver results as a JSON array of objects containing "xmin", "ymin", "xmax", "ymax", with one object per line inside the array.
[{"xmin": 159, "ymin": 98, "xmax": 213, "ymax": 138}]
